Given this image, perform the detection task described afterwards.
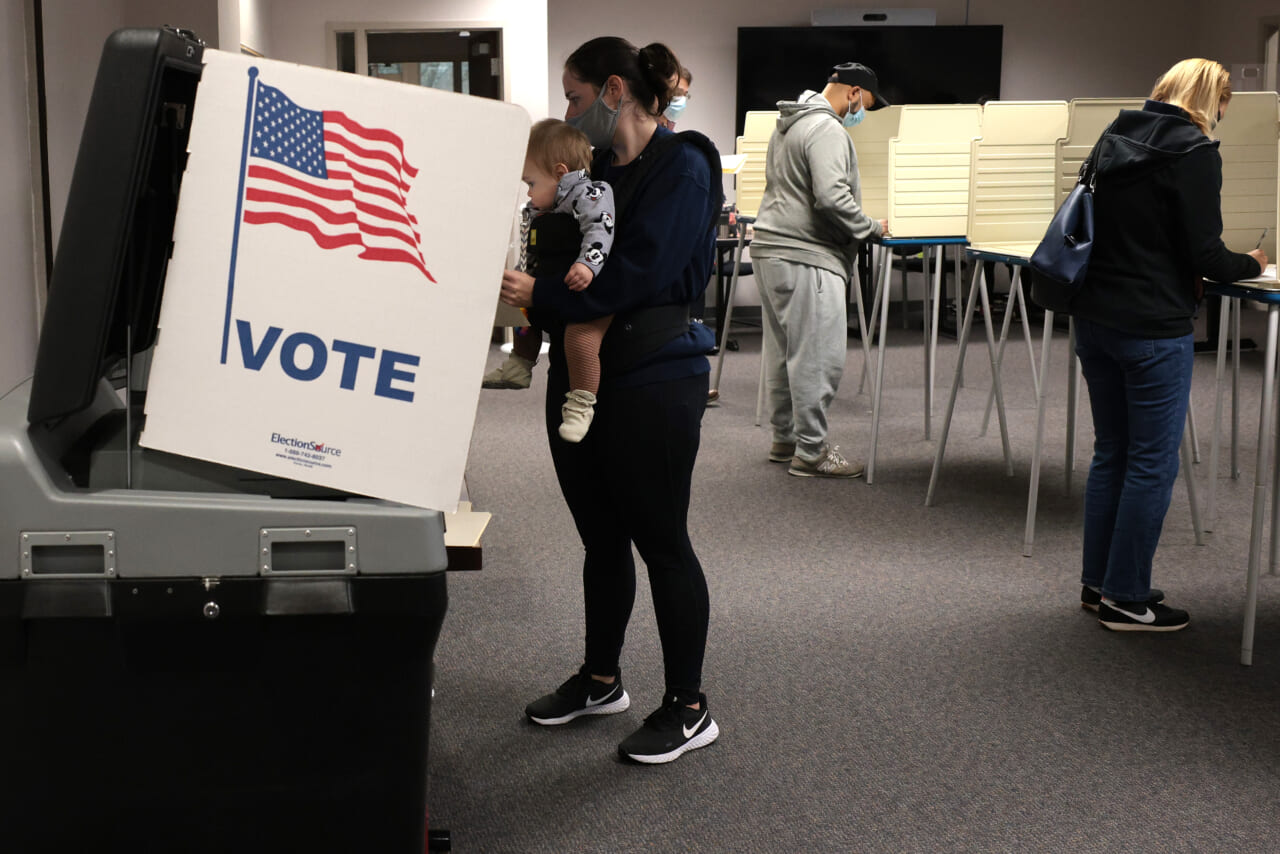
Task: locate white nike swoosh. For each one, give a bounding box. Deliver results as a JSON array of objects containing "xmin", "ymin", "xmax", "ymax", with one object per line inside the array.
[
  {"xmin": 585, "ymin": 686, "xmax": 618, "ymax": 707},
  {"xmin": 1110, "ymin": 604, "xmax": 1156, "ymax": 623},
  {"xmin": 683, "ymin": 711, "xmax": 709, "ymax": 739}
]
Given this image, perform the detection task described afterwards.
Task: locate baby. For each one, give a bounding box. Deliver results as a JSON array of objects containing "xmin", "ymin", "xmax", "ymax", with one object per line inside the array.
[{"xmin": 483, "ymin": 119, "xmax": 616, "ymax": 442}]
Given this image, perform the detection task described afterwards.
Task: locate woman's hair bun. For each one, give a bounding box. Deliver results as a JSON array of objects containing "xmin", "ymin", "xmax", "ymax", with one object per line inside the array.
[{"xmin": 638, "ymin": 43, "xmax": 681, "ymax": 115}]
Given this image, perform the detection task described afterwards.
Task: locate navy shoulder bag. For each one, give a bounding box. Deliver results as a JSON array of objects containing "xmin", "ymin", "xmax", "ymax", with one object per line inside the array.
[{"xmin": 1029, "ymin": 149, "xmax": 1098, "ymax": 290}]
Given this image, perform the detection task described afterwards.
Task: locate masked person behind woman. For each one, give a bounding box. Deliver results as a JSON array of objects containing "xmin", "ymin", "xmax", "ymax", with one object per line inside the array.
[
  {"xmin": 658, "ymin": 65, "xmax": 691, "ymax": 130},
  {"xmin": 1069, "ymin": 58, "xmax": 1266, "ymax": 631},
  {"xmin": 498, "ymin": 37, "xmax": 723, "ymax": 763}
]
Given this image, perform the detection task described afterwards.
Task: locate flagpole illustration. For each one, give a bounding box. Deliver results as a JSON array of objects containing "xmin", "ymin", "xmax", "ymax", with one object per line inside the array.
[{"xmin": 221, "ymin": 66, "xmax": 260, "ymax": 364}]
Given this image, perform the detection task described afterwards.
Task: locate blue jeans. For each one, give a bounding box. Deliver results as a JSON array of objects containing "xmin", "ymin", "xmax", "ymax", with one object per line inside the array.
[{"xmin": 1074, "ymin": 319, "xmax": 1193, "ymax": 602}]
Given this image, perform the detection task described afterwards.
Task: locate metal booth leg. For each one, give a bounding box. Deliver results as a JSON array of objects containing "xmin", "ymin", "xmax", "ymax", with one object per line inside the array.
[
  {"xmin": 859, "ymin": 245, "xmax": 885, "ymax": 395},
  {"xmin": 1242, "ymin": 305, "xmax": 1280, "ymax": 666},
  {"xmin": 867, "ymin": 246, "xmax": 895, "ymax": 484},
  {"xmin": 709, "ymin": 223, "xmax": 750, "ymax": 402},
  {"xmin": 926, "ymin": 261, "xmax": 984, "ymax": 506},
  {"xmin": 977, "ymin": 266, "xmax": 1014, "ymax": 476},
  {"xmin": 981, "ymin": 267, "xmax": 1038, "ymax": 436},
  {"xmin": 1232, "ymin": 299, "xmax": 1242, "ymax": 479},
  {"xmin": 1207, "ymin": 294, "xmax": 1232, "ymax": 531},
  {"xmin": 1023, "ymin": 307, "xmax": 1056, "ymax": 557},
  {"xmin": 1181, "ymin": 408, "xmax": 1205, "ymax": 547},
  {"xmin": 927, "ymin": 246, "xmax": 944, "ymax": 440},
  {"xmin": 1065, "ymin": 319, "xmax": 1079, "ymax": 493}
]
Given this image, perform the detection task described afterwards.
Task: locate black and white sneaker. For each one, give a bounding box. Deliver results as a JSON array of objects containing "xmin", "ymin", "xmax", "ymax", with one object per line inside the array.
[
  {"xmin": 1082, "ymin": 585, "xmax": 1164, "ymax": 612},
  {"xmin": 525, "ymin": 667, "xmax": 630, "ymax": 725},
  {"xmin": 1098, "ymin": 597, "xmax": 1189, "ymax": 632},
  {"xmin": 618, "ymin": 693, "xmax": 719, "ymax": 764}
]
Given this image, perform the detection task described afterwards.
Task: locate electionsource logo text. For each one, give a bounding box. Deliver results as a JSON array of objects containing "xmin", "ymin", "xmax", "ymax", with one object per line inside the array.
[{"xmin": 270, "ymin": 433, "xmax": 343, "ymax": 456}]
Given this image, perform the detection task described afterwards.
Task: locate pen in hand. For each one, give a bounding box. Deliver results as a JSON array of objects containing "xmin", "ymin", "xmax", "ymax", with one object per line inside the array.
[{"xmin": 1257, "ymin": 227, "xmax": 1269, "ymax": 250}]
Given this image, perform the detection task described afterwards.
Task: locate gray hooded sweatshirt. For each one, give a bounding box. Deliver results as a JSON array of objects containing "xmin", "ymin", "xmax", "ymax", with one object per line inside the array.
[{"xmin": 750, "ymin": 91, "xmax": 883, "ymax": 280}]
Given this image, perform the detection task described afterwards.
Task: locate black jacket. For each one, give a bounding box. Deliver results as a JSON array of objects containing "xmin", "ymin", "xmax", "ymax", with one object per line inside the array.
[{"xmin": 1071, "ymin": 100, "xmax": 1261, "ymax": 337}]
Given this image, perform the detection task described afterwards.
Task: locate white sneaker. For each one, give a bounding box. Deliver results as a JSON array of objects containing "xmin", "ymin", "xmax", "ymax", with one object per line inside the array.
[
  {"xmin": 558, "ymin": 389, "xmax": 597, "ymax": 442},
  {"xmin": 481, "ymin": 354, "xmax": 534, "ymax": 389}
]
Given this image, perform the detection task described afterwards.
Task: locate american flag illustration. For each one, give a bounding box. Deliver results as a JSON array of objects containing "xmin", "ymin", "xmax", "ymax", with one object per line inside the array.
[{"xmin": 241, "ymin": 81, "xmax": 436, "ymax": 282}]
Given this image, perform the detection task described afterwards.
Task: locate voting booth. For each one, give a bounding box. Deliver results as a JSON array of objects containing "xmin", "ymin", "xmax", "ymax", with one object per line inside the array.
[
  {"xmin": 966, "ymin": 100, "xmax": 1070, "ymax": 256},
  {"xmin": 1054, "ymin": 98, "xmax": 1144, "ymax": 206},
  {"xmin": 1215, "ymin": 91, "xmax": 1280, "ymax": 260},
  {"xmin": 851, "ymin": 104, "xmax": 904, "ymax": 324},
  {"xmin": 861, "ymin": 105, "xmax": 980, "ymax": 481},
  {"xmin": 734, "ymin": 110, "xmax": 778, "ymax": 218},
  {"xmin": 848, "ymin": 104, "xmax": 902, "ymax": 229},
  {"xmin": 924, "ymin": 101, "xmax": 1070, "ymax": 506},
  {"xmin": 887, "ymin": 104, "xmax": 981, "ymax": 238},
  {"xmin": 1, "ymin": 27, "xmax": 525, "ymax": 852}
]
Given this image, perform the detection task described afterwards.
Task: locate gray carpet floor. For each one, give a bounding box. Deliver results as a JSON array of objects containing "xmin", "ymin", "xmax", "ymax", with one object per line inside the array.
[{"xmin": 429, "ymin": 302, "xmax": 1280, "ymax": 853}]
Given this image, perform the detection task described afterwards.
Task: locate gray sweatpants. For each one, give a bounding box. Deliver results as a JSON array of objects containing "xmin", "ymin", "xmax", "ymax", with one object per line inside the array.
[{"xmin": 753, "ymin": 256, "xmax": 848, "ymax": 461}]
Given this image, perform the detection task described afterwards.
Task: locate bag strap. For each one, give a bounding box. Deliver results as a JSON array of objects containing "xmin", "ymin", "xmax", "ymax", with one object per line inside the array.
[
  {"xmin": 1078, "ymin": 119, "xmax": 1118, "ymax": 192},
  {"xmin": 1077, "ymin": 155, "xmax": 1097, "ymax": 192}
]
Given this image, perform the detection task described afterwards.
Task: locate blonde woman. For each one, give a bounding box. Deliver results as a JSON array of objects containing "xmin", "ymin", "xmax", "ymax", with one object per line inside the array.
[{"xmin": 1069, "ymin": 58, "xmax": 1266, "ymax": 630}]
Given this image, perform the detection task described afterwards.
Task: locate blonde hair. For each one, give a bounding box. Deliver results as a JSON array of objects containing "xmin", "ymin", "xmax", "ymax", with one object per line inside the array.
[
  {"xmin": 1150, "ymin": 58, "xmax": 1231, "ymax": 134},
  {"xmin": 525, "ymin": 118, "xmax": 593, "ymax": 176}
]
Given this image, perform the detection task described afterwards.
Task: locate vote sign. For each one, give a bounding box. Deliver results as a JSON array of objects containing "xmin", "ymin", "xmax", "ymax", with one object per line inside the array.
[{"xmin": 140, "ymin": 49, "xmax": 529, "ymax": 510}]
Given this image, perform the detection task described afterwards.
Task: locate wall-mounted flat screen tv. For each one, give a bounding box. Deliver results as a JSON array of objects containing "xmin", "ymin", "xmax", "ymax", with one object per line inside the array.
[{"xmin": 736, "ymin": 26, "xmax": 1003, "ymax": 136}]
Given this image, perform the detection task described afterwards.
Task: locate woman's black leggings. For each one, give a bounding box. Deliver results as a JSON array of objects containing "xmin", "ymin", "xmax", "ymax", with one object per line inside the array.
[{"xmin": 546, "ymin": 369, "xmax": 710, "ymax": 705}]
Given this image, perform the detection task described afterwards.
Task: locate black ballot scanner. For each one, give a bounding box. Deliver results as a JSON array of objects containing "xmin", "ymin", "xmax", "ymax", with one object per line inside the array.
[{"xmin": 0, "ymin": 28, "xmax": 449, "ymax": 853}]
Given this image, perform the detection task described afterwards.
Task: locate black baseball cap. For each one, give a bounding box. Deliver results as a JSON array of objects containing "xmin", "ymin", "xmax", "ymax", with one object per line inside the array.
[{"xmin": 828, "ymin": 62, "xmax": 890, "ymax": 110}]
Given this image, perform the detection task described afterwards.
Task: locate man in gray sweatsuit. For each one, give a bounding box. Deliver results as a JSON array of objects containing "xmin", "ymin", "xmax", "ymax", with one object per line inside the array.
[{"xmin": 751, "ymin": 62, "xmax": 889, "ymax": 479}]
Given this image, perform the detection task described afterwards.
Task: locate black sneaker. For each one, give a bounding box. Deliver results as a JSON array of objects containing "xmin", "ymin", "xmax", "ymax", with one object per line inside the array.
[
  {"xmin": 1098, "ymin": 598, "xmax": 1189, "ymax": 632},
  {"xmin": 525, "ymin": 667, "xmax": 630, "ymax": 725},
  {"xmin": 617, "ymin": 693, "xmax": 719, "ymax": 764},
  {"xmin": 1081, "ymin": 585, "xmax": 1164, "ymax": 612}
]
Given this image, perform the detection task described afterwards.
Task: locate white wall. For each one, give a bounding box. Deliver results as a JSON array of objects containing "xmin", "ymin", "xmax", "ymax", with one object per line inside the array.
[
  {"xmin": 1, "ymin": 0, "xmax": 39, "ymax": 391},
  {"xmin": 41, "ymin": 0, "xmax": 125, "ymax": 251},
  {"xmin": 1195, "ymin": 0, "xmax": 1275, "ymax": 67},
  {"xmin": 265, "ymin": 0, "xmax": 549, "ymax": 120},
  {"xmin": 122, "ymin": 0, "xmax": 219, "ymax": 42},
  {"xmin": 239, "ymin": 0, "xmax": 270, "ymax": 55},
  {"xmin": 219, "ymin": 0, "xmax": 239, "ymax": 52},
  {"xmin": 41, "ymin": 0, "xmax": 222, "ymax": 251},
  {"xmin": 976, "ymin": 0, "xmax": 1197, "ymax": 100}
]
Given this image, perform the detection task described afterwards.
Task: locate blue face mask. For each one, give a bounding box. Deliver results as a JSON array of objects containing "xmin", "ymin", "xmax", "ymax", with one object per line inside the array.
[
  {"xmin": 842, "ymin": 94, "xmax": 866, "ymax": 128},
  {"xmin": 664, "ymin": 95, "xmax": 688, "ymax": 121}
]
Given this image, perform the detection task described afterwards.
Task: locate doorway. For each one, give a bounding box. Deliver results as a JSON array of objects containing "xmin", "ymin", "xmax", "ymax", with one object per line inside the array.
[{"xmin": 330, "ymin": 27, "xmax": 504, "ymax": 101}]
